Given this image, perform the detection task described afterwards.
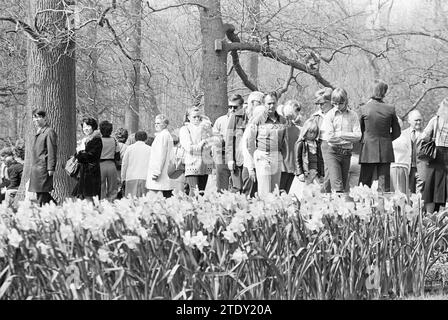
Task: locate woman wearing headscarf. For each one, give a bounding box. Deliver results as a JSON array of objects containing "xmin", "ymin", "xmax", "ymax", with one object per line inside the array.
[
  {"xmin": 421, "ymin": 97, "xmax": 448, "ymax": 213},
  {"xmin": 179, "ymin": 107, "xmax": 214, "ymax": 195},
  {"xmin": 72, "ymin": 117, "xmax": 102, "ymax": 200}
]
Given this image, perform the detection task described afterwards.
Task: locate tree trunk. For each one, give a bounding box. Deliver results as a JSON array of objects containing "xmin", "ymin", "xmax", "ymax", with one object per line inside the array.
[
  {"xmin": 124, "ymin": 0, "xmax": 142, "ymax": 134},
  {"xmin": 16, "ymin": 0, "xmax": 76, "ymax": 204},
  {"xmin": 87, "ymin": 0, "xmax": 99, "ymax": 119},
  {"xmin": 199, "ymin": 0, "xmax": 228, "ymax": 123},
  {"xmin": 8, "ymin": 104, "xmax": 18, "ymax": 140},
  {"xmin": 245, "ymin": 0, "xmax": 260, "ymax": 87}
]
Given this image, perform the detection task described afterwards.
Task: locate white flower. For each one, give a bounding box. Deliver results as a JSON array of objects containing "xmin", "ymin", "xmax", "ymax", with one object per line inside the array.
[
  {"xmin": 98, "ymin": 247, "xmax": 111, "ymax": 263},
  {"xmin": 222, "ymin": 228, "xmax": 237, "ymax": 243},
  {"xmin": 122, "ymin": 235, "xmax": 140, "ymax": 250},
  {"xmin": 36, "ymin": 241, "xmax": 51, "ymax": 257},
  {"xmin": 193, "ymin": 231, "xmax": 209, "ymax": 252},
  {"xmin": 182, "ymin": 230, "xmax": 193, "ymax": 247},
  {"xmin": 8, "ymin": 228, "xmax": 23, "ymax": 248},
  {"xmin": 182, "ymin": 231, "xmax": 209, "ymax": 252},
  {"xmin": 60, "ymin": 224, "xmax": 75, "ymax": 242},
  {"xmin": 231, "ymin": 248, "xmax": 248, "ymax": 264}
]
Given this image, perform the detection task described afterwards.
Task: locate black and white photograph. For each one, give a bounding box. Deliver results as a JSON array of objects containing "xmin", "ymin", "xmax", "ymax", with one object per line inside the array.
[{"xmin": 1, "ymin": 0, "xmax": 448, "ymax": 304}]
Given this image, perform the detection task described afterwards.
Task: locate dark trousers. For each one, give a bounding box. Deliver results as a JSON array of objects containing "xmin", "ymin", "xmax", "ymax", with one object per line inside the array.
[
  {"xmin": 359, "ymin": 163, "xmax": 391, "ymax": 192},
  {"xmin": 185, "ymin": 175, "xmax": 208, "ymax": 196},
  {"xmin": 230, "ymin": 165, "xmax": 244, "ymax": 193},
  {"xmin": 216, "ymin": 164, "xmax": 231, "ymax": 193},
  {"xmin": 280, "ymin": 172, "xmax": 295, "ymax": 193},
  {"xmin": 241, "ymin": 167, "xmax": 257, "ymax": 198},
  {"xmin": 162, "ymin": 190, "xmax": 173, "ymax": 198},
  {"xmin": 327, "ymin": 148, "xmax": 352, "ymax": 192},
  {"xmin": 320, "ymin": 141, "xmax": 332, "ymax": 193},
  {"xmin": 36, "ymin": 192, "xmax": 56, "ymax": 207},
  {"xmin": 409, "ymin": 163, "xmax": 426, "ymax": 194}
]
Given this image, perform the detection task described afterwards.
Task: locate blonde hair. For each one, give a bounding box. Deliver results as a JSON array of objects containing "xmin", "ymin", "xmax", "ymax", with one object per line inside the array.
[
  {"xmin": 331, "ymin": 88, "xmax": 348, "ymax": 105},
  {"xmin": 299, "ymin": 118, "xmax": 319, "ymax": 141},
  {"xmin": 249, "ymin": 105, "xmax": 268, "ymax": 125}
]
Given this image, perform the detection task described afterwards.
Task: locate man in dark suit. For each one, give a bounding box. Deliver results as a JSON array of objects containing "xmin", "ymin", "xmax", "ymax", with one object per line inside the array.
[
  {"xmin": 29, "ymin": 109, "xmax": 57, "ymax": 206},
  {"xmin": 359, "ymin": 81, "xmax": 401, "ymax": 192}
]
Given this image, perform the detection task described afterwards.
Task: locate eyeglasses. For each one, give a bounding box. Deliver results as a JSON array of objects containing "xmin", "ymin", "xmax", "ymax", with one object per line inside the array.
[
  {"xmin": 228, "ymin": 105, "xmax": 239, "ymax": 109},
  {"xmin": 332, "ymin": 102, "xmax": 345, "ymax": 106},
  {"xmin": 315, "ymin": 102, "xmax": 325, "ymax": 106},
  {"xmin": 154, "ymin": 122, "xmax": 162, "ymax": 125}
]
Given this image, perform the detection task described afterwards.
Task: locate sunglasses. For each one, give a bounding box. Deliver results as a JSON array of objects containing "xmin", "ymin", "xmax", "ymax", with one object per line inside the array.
[{"xmin": 228, "ymin": 105, "xmax": 239, "ymax": 109}]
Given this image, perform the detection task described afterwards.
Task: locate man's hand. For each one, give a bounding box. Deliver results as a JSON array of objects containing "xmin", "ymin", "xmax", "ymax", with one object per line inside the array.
[
  {"xmin": 152, "ymin": 174, "xmax": 159, "ymax": 180},
  {"xmin": 48, "ymin": 171, "xmax": 54, "ymax": 177},
  {"xmin": 227, "ymin": 161, "xmax": 235, "ymax": 171},
  {"xmin": 248, "ymin": 169, "xmax": 256, "ymax": 182}
]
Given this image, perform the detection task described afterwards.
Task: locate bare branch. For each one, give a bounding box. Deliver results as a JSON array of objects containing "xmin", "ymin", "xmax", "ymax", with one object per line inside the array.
[
  {"xmin": 225, "ymin": 42, "xmax": 334, "ymax": 88},
  {"xmin": 320, "ymin": 43, "xmax": 389, "ymax": 63},
  {"xmin": 0, "ymin": 17, "xmax": 40, "ymax": 41},
  {"xmin": 145, "ymin": 1, "xmax": 208, "ymax": 12},
  {"xmin": 224, "ymin": 23, "xmax": 258, "ymax": 91},
  {"xmin": 224, "ymin": 23, "xmax": 334, "ymax": 89},
  {"xmin": 277, "ymin": 66, "xmax": 295, "ymax": 99},
  {"xmin": 376, "ymin": 31, "xmax": 448, "ymax": 45},
  {"xmin": 403, "ymin": 86, "xmax": 448, "ymax": 118}
]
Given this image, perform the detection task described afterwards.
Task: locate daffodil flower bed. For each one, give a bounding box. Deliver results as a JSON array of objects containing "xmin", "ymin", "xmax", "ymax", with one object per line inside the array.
[{"xmin": 0, "ymin": 183, "xmax": 447, "ymax": 300}]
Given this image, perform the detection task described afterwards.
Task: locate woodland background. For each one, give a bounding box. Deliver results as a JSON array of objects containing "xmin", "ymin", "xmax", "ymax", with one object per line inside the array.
[{"xmin": 0, "ymin": 0, "xmax": 447, "ymax": 201}]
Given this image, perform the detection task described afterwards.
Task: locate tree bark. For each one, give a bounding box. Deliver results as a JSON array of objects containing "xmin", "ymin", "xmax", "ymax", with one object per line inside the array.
[
  {"xmin": 199, "ymin": 0, "xmax": 228, "ymax": 123},
  {"xmin": 245, "ymin": 0, "xmax": 260, "ymax": 87},
  {"xmin": 16, "ymin": 0, "xmax": 76, "ymax": 204},
  {"xmin": 86, "ymin": 0, "xmax": 99, "ymax": 119},
  {"xmin": 124, "ymin": 0, "xmax": 142, "ymax": 134}
]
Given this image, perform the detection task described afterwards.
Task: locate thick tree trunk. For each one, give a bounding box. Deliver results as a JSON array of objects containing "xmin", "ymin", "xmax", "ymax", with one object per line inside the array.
[
  {"xmin": 16, "ymin": 0, "xmax": 76, "ymax": 204},
  {"xmin": 199, "ymin": 0, "xmax": 228, "ymax": 123},
  {"xmin": 124, "ymin": 0, "xmax": 142, "ymax": 134},
  {"xmin": 245, "ymin": 0, "xmax": 260, "ymax": 87},
  {"xmin": 8, "ymin": 104, "xmax": 18, "ymax": 140},
  {"xmin": 87, "ymin": 0, "xmax": 99, "ymax": 119}
]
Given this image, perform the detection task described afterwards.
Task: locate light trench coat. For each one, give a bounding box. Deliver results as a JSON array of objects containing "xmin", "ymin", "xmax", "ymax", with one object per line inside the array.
[{"xmin": 146, "ymin": 129, "xmax": 174, "ymax": 191}]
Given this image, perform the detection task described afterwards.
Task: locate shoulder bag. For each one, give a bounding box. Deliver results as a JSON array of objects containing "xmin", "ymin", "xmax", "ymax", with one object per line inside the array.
[{"xmin": 417, "ymin": 116, "xmax": 438, "ymax": 162}]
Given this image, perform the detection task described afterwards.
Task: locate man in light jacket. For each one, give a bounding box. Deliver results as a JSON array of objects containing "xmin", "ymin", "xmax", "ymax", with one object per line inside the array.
[
  {"xmin": 121, "ymin": 131, "xmax": 151, "ymax": 197},
  {"xmin": 401, "ymin": 110, "xmax": 426, "ymax": 194}
]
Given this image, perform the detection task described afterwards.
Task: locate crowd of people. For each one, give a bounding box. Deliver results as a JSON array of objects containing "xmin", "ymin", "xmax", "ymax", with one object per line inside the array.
[{"xmin": 2, "ymin": 80, "xmax": 448, "ymax": 214}]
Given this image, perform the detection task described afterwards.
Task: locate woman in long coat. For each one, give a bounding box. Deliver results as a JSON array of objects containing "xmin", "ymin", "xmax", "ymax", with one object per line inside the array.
[
  {"xmin": 146, "ymin": 114, "xmax": 174, "ymax": 197},
  {"xmin": 72, "ymin": 117, "xmax": 102, "ymax": 200}
]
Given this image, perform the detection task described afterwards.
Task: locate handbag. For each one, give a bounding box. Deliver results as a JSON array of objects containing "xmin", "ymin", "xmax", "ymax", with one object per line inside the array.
[
  {"xmin": 114, "ymin": 139, "xmax": 122, "ymax": 170},
  {"xmin": 65, "ymin": 156, "xmax": 80, "ymax": 177},
  {"xmin": 168, "ymin": 145, "xmax": 186, "ymax": 179},
  {"xmin": 417, "ymin": 116, "xmax": 438, "ymax": 162}
]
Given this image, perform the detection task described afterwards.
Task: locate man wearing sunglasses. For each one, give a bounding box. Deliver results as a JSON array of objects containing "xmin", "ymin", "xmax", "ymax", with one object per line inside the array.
[
  {"xmin": 212, "ymin": 94, "xmax": 244, "ymax": 192},
  {"xmin": 226, "ymin": 91, "xmax": 264, "ymax": 196}
]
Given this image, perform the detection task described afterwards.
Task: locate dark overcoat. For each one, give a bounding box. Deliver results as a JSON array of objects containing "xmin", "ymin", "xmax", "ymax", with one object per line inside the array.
[
  {"xmin": 359, "ymin": 99, "xmax": 401, "ymax": 163},
  {"xmin": 29, "ymin": 126, "xmax": 57, "ymax": 192},
  {"xmin": 72, "ymin": 132, "xmax": 102, "ymax": 199}
]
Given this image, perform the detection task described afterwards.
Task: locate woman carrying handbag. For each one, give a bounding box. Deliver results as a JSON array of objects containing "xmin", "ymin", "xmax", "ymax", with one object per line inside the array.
[{"xmin": 420, "ymin": 98, "xmax": 448, "ymax": 213}]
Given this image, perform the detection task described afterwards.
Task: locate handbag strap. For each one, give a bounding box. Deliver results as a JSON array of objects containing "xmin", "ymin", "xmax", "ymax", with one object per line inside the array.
[{"xmin": 432, "ymin": 116, "xmax": 439, "ymax": 142}]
